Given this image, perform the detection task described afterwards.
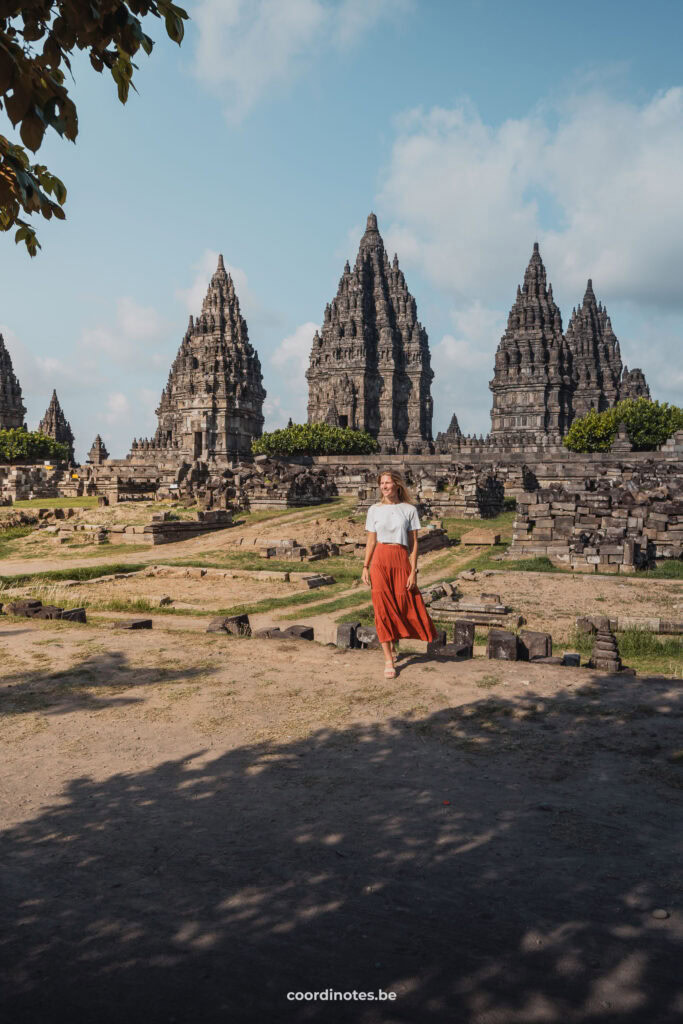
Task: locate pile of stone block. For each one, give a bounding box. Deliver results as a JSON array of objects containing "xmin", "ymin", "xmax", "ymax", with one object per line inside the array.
[
  {"xmin": 207, "ymin": 613, "xmax": 251, "ymax": 636},
  {"xmin": 510, "ymin": 470, "xmax": 683, "ymax": 572},
  {"xmin": 253, "ymin": 624, "xmax": 315, "ymax": 641},
  {"xmin": 576, "ymin": 614, "xmax": 682, "ymax": 636},
  {"xmin": 258, "ymin": 538, "xmax": 339, "ymax": 561},
  {"xmin": 427, "ymin": 619, "xmax": 475, "ymax": 659},
  {"xmin": 98, "ymin": 509, "xmax": 233, "ymax": 546},
  {"xmin": 485, "ymin": 628, "xmax": 580, "ymax": 666},
  {"xmin": 4, "ymin": 599, "xmax": 86, "ymax": 623}
]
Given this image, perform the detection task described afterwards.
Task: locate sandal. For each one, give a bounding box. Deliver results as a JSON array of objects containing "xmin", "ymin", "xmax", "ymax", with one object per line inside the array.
[{"xmin": 384, "ymin": 663, "xmax": 396, "ymax": 678}]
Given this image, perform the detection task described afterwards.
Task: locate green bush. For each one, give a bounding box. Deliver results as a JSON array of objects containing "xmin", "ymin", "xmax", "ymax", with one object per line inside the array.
[
  {"xmin": 0, "ymin": 428, "xmax": 69, "ymax": 464},
  {"xmin": 252, "ymin": 422, "xmax": 380, "ymax": 456},
  {"xmin": 564, "ymin": 398, "xmax": 683, "ymax": 453}
]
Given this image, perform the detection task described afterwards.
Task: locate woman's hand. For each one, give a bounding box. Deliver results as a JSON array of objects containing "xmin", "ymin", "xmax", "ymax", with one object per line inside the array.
[
  {"xmin": 361, "ymin": 566, "xmax": 371, "ymax": 587},
  {"xmin": 406, "ymin": 570, "xmax": 418, "ymax": 592}
]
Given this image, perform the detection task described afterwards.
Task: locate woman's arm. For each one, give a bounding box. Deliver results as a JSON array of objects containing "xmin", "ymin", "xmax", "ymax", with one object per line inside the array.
[
  {"xmin": 406, "ymin": 529, "xmax": 418, "ymax": 591},
  {"xmin": 361, "ymin": 532, "xmax": 377, "ymax": 586}
]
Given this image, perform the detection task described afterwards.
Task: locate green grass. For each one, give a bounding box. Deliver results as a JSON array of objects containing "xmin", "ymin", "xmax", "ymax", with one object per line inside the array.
[
  {"xmin": 279, "ymin": 590, "xmax": 370, "ymax": 620},
  {"xmin": 637, "ymin": 560, "xmax": 683, "ymax": 579},
  {"xmin": 565, "ymin": 626, "xmax": 682, "ymax": 677},
  {"xmin": 233, "ymin": 495, "xmax": 352, "ymax": 528},
  {"xmin": 169, "ymin": 552, "xmax": 362, "ymax": 583},
  {"xmin": 337, "ymin": 603, "xmax": 375, "ymax": 626},
  {"xmin": 0, "ymin": 562, "xmax": 149, "ymax": 587},
  {"xmin": 14, "ymin": 496, "xmax": 98, "ymax": 509},
  {"xmin": 0, "ymin": 525, "xmax": 34, "ymax": 557},
  {"xmin": 442, "ymin": 509, "xmax": 517, "ymax": 543}
]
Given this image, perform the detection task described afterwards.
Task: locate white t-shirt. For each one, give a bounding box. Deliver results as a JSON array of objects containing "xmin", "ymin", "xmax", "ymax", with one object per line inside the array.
[{"xmin": 365, "ymin": 502, "xmax": 421, "ymax": 549}]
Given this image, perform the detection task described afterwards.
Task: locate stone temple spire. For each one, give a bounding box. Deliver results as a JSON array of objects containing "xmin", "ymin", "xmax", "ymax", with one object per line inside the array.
[
  {"xmin": 564, "ymin": 278, "xmax": 623, "ymax": 417},
  {"xmin": 565, "ymin": 278, "xmax": 650, "ymax": 417},
  {"xmin": 154, "ymin": 254, "xmax": 266, "ymax": 459},
  {"xmin": 87, "ymin": 434, "xmax": 109, "ymax": 465},
  {"xmin": 306, "ymin": 212, "xmax": 433, "ymax": 452},
  {"xmin": 489, "ymin": 243, "xmax": 571, "ymax": 438},
  {"xmin": 38, "ymin": 389, "xmax": 75, "ymax": 462},
  {"xmin": 0, "ymin": 332, "xmax": 26, "ymax": 430}
]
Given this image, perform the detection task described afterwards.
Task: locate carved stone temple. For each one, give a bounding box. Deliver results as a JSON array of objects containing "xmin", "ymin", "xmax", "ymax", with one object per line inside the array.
[
  {"xmin": 0, "ymin": 332, "xmax": 26, "ymax": 430},
  {"xmin": 150, "ymin": 255, "xmax": 266, "ymax": 460},
  {"xmin": 489, "ymin": 244, "xmax": 650, "ymax": 441},
  {"xmin": 306, "ymin": 213, "xmax": 434, "ymax": 453},
  {"xmin": 38, "ymin": 390, "xmax": 75, "ymax": 462}
]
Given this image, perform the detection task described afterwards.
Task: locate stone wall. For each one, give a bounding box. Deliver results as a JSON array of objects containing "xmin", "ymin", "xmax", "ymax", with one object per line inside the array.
[
  {"xmin": 509, "ymin": 464, "xmax": 682, "ymax": 572},
  {"xmin": 0, "ymin": 463, "xmax": 74, "ymax": 502}
]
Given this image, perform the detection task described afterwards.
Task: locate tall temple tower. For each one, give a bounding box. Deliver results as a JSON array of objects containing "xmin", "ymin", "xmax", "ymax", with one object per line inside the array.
[
  {"xmin": 306, "ymin": 213, "xmax": 434, "ymax": 453},
  {"xmin": 0, "ymin": 332, "xmax": 26, "ymax": 430},
  {"xmin": 564, "ymin": 279, "xmax": 624, "ymax": 418},
  {"xmin": 38, "ymin": 389, "xmax": 75, "ymax": 462},
  {"xmin": 564, "ymin": 278, "xmax": 650, "ymax": 420},
  {"xmin": 489, "ymin": 244, "xmax": 572, "ymax": 439},
  {"xmin": 154, "ymin": 255, "xmax": 266, "ymax": 459}
]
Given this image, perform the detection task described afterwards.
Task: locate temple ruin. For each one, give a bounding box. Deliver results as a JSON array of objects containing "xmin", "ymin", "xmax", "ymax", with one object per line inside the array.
[
  {"xmin": 488, "ymin": 245, "xmax": 650, "ymax": 443},
  {"xmin": 0, "ymin": 332, "xmax": 26, "ymax": 430},
  {"xmin": 306, "ymin": 213, "xmax": 434, "ymax": 453},
  {"xmin": 137, "ymin": 254, "xmax": 266, "ymax": 461},
  {"xmin": 38, "ymin": 390, "xmax": 75, "ymax": 462}
]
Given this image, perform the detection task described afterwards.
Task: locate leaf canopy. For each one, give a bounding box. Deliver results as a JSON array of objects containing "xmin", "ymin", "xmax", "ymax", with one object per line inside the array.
[{"xmin": 0, "ymin": 1, "xmax": 188, "ymax": 255}]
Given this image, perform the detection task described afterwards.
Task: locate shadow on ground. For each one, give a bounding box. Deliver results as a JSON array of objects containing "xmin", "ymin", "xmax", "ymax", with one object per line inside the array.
[
  {"xmin": 0, "ymin": 649, "xmax": 219, "ymax": 715},
  {"xmin": 1, "ymin": 675, "xmax": 681, "ymax": 1023}
]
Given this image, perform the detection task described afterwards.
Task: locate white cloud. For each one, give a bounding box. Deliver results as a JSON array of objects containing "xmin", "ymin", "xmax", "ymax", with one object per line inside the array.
[
  {"xmin": 192, "ymin": 0, "xmax": 409, "ymax": 122},
  {"xmin": 380, "ymin": 88, "xmax": 683, "ymax": 309},
  {"xmin": 266, "ymin": 321, "xmax": 318, "ymax": 427},
  {"xmin": 271, "ymin": 321, "xmax": 318, "ymax": 374},
  {"xmin": 104, "ymin": 392, "xmax": 131, "ymax": 425},
  {"xmin": 1, "ymin": 323, "xmax": 97, "ymax": 409},
  {"xmin": 79, "ymin": 298, "xmax": 168, "ymax": 368}
]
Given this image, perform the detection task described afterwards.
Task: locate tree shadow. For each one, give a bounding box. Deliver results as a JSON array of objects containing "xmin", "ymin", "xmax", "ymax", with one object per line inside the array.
[
  {"xmin": 0, "ymin": 649, "xmax": 220, "ymax": 716},
  {"xmin": 0, "ymin": 674, "xmax": 681, "ymax": 1023}
]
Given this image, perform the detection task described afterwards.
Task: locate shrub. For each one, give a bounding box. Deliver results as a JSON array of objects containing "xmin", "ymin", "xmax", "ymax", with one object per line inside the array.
[
  {"xmin": 0, "ymin": 428, "xmax": 69, "ymax": 465},
  {"xmin": 563, "ymin": 398, "xmax": 683, "ymax": 453},
  {"xmin": 252, "ymin": 422, "xmax": 380, "ymax": 456}
]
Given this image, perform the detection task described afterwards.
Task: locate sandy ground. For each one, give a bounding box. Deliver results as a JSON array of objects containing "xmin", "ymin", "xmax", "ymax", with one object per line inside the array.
[
  {"xmin": 1, "ymin": 503, "xmax": 682, "ymax": 1023},
  {"xmin": 1, "ymin": 616, "xmax": 682, "ymax": 1024}
]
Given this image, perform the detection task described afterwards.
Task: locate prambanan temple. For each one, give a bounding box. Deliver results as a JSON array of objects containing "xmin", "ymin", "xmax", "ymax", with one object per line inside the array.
[
  {"xmin": 0, "ymin": 217, "xmax": 653, "ymax": 460},
  {"xmin": 306, "ymin": 213, "xmax": 434, "ymax": 453}
]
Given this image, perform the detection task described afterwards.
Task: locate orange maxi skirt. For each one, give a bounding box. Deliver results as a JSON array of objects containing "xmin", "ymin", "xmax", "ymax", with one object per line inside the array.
[{"xmin": 370, "ymin": 543, "xmax": 437, "ymax": 644}]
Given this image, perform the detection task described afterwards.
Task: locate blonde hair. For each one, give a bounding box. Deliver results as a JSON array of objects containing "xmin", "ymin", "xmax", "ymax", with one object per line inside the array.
[{"xmin": 377, "ymin": 470, "xmax": 412, "ymax": 505}]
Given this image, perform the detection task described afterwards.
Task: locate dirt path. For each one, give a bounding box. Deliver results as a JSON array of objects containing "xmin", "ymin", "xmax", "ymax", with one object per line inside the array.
[{"xmin": 1, "ymin": 621, "xmax": 680, "ymax": 1024}]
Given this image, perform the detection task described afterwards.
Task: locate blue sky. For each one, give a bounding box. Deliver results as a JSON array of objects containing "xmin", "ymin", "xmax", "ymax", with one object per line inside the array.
[{"xmin": 2, "ymin": 0, "xmax": 682, "ymax": 459}]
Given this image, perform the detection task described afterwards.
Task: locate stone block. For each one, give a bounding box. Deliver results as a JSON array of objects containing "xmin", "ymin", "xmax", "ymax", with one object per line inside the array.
[
  {"xmin": 461, "ymin": 529, "xmax": 501, "ymax": 545},
  {"xmin": 61, "ymin": 608, "xmax": 87, "ymax": 623},
  {"xmin": 432, "ymin": 642, "xmax": 473, "ymax": 660},
  {"xmin": 304, "ymin": 574, "xmax": 335, "ymax": 589},
  {"xmin": 486, "ymin": 629, "xmax": 519, "ymax": 661},
  {"xmin": 117, "ymin": 619, "xmax": 153, "ymax": 630},
  {"xmin": 453, "ymin": 619, "xmax": 475, "ymax": 648},
  {"xmin": 223, "ymin": 613, "xmax": 251, "ymax": 637},
  {"xmin": 336, "ymin": 623, "xmax": 359, "ymax": 649},
  {"xmin": 253, "ymin": 627, "xmax": 285, "ymax": 639},
  {"xmin": 356, "ymin": 625, "xmax": 380, "ymax": 648},
  {"xmin": 562, "ymin": 653, "xmax": 581, "ymax": 667},
  {"xmin": 7, "ymin": 599, "xmax": 43, "ymax": 617},
  {"xmin": 282, "ymin": 625, "xmax": 315, "ymax": 641},
  {"xmin": 519, "ymin": 630, "xmax": 552, "ymax": 660},
  {"xmin": 33, "ymin": 605, "xmax": 64, "ymax": 620}
]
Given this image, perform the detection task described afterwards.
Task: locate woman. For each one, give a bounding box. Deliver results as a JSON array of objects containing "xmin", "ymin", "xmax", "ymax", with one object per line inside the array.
[{"xmin": 362, "ymin": 470, "xmax": 437, "ymax": 678}]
